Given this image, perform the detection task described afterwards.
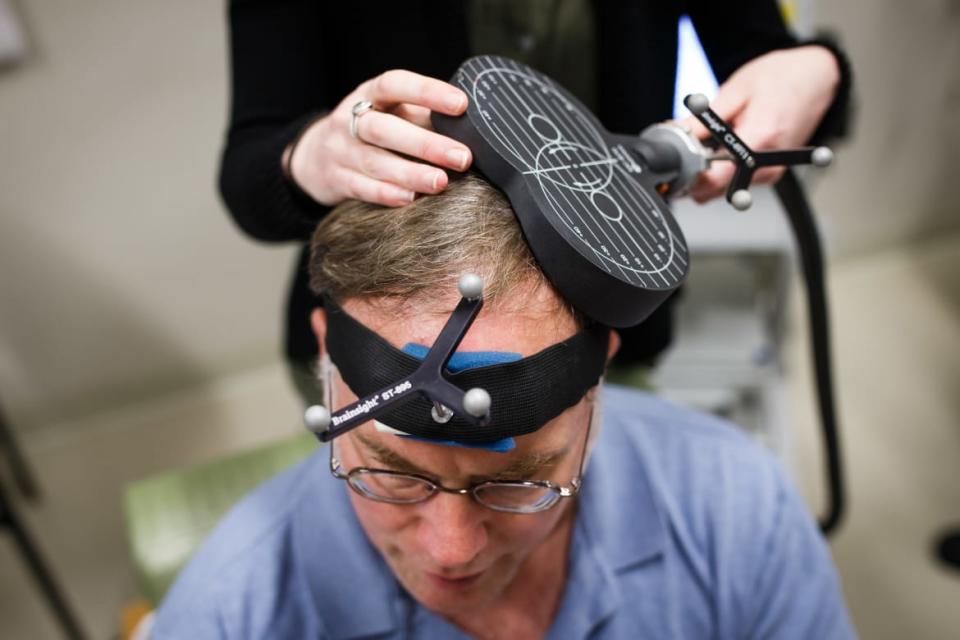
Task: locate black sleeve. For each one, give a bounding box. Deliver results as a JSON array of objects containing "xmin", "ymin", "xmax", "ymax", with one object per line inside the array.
[
  {"xmin": 686, "ymin": 1, "xmax": 853, "ymax": 143},
  {"xmin": 796, "ymin": 36, "xmax": 853, "ymax": 142},
  {"xmin": 218, "ymin": 0, "xmax": 332, "ymax": 243}
]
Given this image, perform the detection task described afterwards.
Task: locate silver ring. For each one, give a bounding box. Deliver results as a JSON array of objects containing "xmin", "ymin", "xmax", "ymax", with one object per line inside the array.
[{"xmin": 349, "ymin": 99, "xmax": 375, "ymax": 139}]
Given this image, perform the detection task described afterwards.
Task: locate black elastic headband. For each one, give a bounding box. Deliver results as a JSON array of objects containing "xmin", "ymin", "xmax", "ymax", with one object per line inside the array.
[{"xmin": 324, "ymin": 296, "xmax": 609, "ymax": 443}]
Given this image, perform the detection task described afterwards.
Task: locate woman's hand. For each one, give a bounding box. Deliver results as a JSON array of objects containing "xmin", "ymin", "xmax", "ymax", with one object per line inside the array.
[
  {"xmin": 285, "ymin": 69, "xmax": 473, "ymax": 207},
  {"xmin": 678, "ymin": 45, "xmax": 840, "ymax": 203}
]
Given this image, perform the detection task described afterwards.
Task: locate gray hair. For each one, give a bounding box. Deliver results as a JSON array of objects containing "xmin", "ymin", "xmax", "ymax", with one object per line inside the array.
[{"xmin": 308, "ymin": 173, "xmax": 580, "ymax": 323}]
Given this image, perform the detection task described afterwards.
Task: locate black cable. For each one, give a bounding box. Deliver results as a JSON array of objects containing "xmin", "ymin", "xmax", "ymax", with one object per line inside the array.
[{"xmin": 774, "ymin": 169, "xmax": 845, "ymax": 535}]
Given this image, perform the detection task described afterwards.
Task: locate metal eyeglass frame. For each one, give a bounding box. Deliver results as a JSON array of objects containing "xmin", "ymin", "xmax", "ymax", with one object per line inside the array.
[{"xmin": 328, "ymin": 408, "xmax": 593, "ymax": 515}]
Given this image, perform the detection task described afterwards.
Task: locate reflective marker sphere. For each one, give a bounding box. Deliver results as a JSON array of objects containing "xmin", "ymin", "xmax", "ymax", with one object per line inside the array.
[
  {"xmin": 731, "ymin": 189, "xmax": 753, "ymax": 211},
  {"xmin": 458, "ymin": 273, "xmax": 484, "ymax": 300},
  {"xmin": 304, "ymin": 404, "xmax": 331, "ymax": 433},
  {"xmin": 812, "ymin": 146, "xmax": 834, "ymax": 167},
  {"xmin": 685, "ymin": 93, "xmax": 710, "ymax": 115},
  {"xmin": 463, "ymin": 388, "xmax": 491, "ymax": 417}
]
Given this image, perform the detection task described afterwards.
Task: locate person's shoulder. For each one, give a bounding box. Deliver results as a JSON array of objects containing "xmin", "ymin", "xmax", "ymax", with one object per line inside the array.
[
  {"xmin": 599, "ymin": 383, "xmax": 795, "ymax": 560},
  {"xmin": 600, "ymin": 383, "xmax": 772, "ymax": 466},
  {"xmin": 151, "ymin": 450, "xmax": 326, "ymax": 637},
  {"xmin": 596, "ymin": 387, "xmax": 852, "ymax": 637}
]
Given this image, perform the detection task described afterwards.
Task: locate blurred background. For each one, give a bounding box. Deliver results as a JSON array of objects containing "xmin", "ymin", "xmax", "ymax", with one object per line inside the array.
[{"xmin": 0, "ymin": 0, "xmax": 957, "ymax": 637}]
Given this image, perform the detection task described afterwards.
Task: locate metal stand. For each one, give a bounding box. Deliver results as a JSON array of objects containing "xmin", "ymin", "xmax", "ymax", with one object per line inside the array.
[
  {"xmin": 0, "ymin": 481, "xmax": 87, "ymax": 639},
  {"xmin": 0, "ymin": 402, "xmax": 39, "ymax": 500},
  {"xmin": 0, "ymin": 403, "xmax": 86, "ymax": 639}
]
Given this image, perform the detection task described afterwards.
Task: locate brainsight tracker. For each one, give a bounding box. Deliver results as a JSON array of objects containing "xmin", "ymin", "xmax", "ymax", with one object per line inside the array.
[
  {"xmin": 305, "ymin": 55, "xmax": 845, "ymax": 534},
  {"xmin": 304, "ymin": 274, "xmax": 494, "ymax": 443}
]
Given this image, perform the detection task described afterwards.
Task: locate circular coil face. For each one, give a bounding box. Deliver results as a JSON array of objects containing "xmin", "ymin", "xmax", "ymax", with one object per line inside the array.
[{"xmin": 435, "ymin": 56, "xmax": 688, "ymax": 327}]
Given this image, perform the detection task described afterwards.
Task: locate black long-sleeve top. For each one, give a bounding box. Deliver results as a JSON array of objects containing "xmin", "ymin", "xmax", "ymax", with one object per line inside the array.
[{"xmin": 219, "ymin": 0, "xmax": 851, "ymax": 364}]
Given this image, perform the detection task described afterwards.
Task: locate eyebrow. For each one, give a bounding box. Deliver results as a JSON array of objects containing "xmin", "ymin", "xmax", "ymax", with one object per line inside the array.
[{"xmin": 353, "ymin": 432, "xmax": 570, "ymax": 482}]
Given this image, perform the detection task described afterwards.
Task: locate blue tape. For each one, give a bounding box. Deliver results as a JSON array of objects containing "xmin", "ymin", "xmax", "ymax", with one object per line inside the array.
[
  {"xmin": 395, "ymin": 343, "xmax": 521, "ymax": 452},
  {"xmin": 401, "ymin": 343, "xmax": 521, "ymax": 373}
]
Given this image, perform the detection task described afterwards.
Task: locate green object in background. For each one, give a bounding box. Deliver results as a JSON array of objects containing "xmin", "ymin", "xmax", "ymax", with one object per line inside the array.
[
  {"xmin": 605, "ymin": 364, "xmax": 654, "ymax": 392},
  {"xmin": 123, "ymin": 432, "xmax": 318, "ymax": 605}
]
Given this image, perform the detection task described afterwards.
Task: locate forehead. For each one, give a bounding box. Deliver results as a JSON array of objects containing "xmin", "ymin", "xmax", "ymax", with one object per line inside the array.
[
  {"xmin": 341, "ymin": 281, "xmax": 578, "ymax": 357},
  {"xmin": 351, "ymin": 395, "xmax": 585, "ymax": 472}
]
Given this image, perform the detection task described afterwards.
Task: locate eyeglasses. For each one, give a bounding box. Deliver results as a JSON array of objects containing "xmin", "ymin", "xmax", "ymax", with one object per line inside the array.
[{"xmin": 329, "ymin": 410, "xmax": 592, "ymax": 515}]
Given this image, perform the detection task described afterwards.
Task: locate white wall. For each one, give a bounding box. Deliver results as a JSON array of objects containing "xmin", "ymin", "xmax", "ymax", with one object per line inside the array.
[
  {"xmin": 0, "ymin": 0, "xmax": 296, "ymax": 429},
  {"xmin": 0, "ymin": 0, "xmax": 956, "ymax": 431},
  {"xmin": 811, "ymin": 0, "xmax": 960, "ymax": 256}
]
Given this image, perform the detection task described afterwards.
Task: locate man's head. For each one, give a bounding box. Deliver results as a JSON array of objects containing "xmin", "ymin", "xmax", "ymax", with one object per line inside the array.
[{"xmin": 307, "ymin": 174, "xmax": 618, "ymax": 615}]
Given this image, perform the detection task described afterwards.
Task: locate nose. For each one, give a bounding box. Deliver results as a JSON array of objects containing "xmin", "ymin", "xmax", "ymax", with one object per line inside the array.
[{"xmin": 416, "ymin": 492, "xmax": 489, "ymax": 569}]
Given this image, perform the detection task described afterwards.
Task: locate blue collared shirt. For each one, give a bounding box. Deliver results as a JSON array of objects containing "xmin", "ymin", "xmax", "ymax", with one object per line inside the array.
[{"xmin": 153, "ymin": 385, "xmax": 854, "ymax": 639}]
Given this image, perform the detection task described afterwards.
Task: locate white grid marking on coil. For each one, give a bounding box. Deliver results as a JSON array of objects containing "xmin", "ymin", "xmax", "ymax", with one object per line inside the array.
[
  {"xmin": 466, "ymin": 59, "xmax": 628, "ymax": 281},
  {"xmin": 512, "ymin": 58, "xmax": 682, "ymax": 284},
  {"xmin": 511, "ymin": 56, "xmax": 686, "ymax": 281},
  {"xmin": 465, "ymin": 57, "xmax": 685, "ymax": 287},
  {"xmin": 469, "ymin": 58, "xmax": 679, "ymax": 282},
  {"xmin": 473, "ymin": 61, "xmax": 640, "ymax": 282}
]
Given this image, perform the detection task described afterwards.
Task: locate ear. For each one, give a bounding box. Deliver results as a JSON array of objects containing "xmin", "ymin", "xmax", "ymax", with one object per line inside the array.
[
  {"xmin": 311, "ymin": 308, "xmax": 328, "ymax": 357},
  {"xmin": 606, "ymin": 329, "xmax": 621, "ymax": 363}
]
